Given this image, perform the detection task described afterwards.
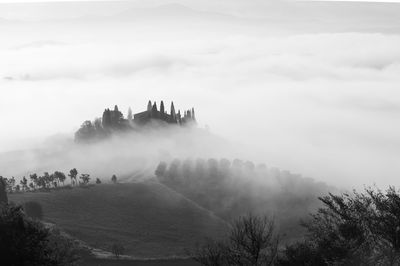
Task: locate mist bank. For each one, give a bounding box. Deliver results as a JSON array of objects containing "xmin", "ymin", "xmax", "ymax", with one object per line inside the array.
[{"xmin": 0, "ymin": 126, "xmax": 254, "ymax": 181}]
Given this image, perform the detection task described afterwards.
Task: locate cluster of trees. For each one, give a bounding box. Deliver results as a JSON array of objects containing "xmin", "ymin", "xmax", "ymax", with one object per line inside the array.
[
  {"xmin": 195, "ymin": 187, "xmax": 400, "ymax": 266},
  {"xmin": 75, "ymin": 105, "xmax": 130, "ymax": 142},
  {"xmin": 74, "ymin": 119, "xmax": 105, "ymax": 142},
  {"xmin": 155, "ymin": 158, "xmax": 333, "ymax": 222},
  {"xmin": 102, "ymin": 105, "xmax": 124, "ymax": 129},
  {"xmin": 0, "ymin": 168, "xmax": 92, "ymax": 193},
  {"xmin": 0, "ymin": 170, "xmax": 119, "ymax": 194}
]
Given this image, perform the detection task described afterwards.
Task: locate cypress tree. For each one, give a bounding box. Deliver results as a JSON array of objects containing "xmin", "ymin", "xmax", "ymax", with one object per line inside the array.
[
  {"xmin": 102, "ymin": 109, "xmax": 112, "ymax": 128},
  {"xmin": 160, "ymin": 101, "xmax": 165, "ymax": 114},
  {"xmin": 170, "ymin": 102, "xmax": 176, "ymax": 118},
  {"xmin": 152, "ymin": 102, "xmax": 158, "ymax": 112}
]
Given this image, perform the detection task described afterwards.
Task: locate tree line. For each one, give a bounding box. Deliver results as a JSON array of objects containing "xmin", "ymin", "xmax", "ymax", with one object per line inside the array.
[
  {"xmin": 1, "ymin": 169, "xmax": 120, "ymax": 193},
  {"xmin": 155, "ymin": 158, "xmax": 334, "ymax": 222}
]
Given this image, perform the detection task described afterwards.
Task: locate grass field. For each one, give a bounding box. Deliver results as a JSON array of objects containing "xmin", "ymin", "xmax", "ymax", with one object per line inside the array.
[{"xmin": 9, "ymin": 182, "xmax": 228, "ymax": 259}]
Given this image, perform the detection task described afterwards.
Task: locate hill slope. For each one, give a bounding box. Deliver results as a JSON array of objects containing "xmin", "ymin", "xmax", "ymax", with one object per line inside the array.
[{"xmin": 9, "ymin": 182, "xmax": 229, "ymax": 258}]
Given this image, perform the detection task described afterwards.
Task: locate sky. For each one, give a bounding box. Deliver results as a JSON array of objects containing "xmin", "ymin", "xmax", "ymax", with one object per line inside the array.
[{"xmin": 1, "ymin": 0, "xmax": 400, "ymax": 188}]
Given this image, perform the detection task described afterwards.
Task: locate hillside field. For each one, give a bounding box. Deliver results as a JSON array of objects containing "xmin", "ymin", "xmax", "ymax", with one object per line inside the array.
[{"xmin": 9, "ymin": 182, "xmax": 228, "ymax": 259}]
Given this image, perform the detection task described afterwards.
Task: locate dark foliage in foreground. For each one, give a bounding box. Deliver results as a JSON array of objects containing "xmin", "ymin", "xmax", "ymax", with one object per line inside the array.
[
  {"xmin": 192, "ymin": 214, "xmax": 279, "ymax": 266},
  {"xmin": 0, "ymin": 204, "xmax": 82, "ymax": 266},
  {"xmin": 0, "ymin": 176, "xmax": 7, "ymax": 204},
  {"xmin": 278, "ymin": 187, "xmax": 400, "ymax": 266},
  {"xmin": 193, "ymin": 187, "xmax": 400, "ymax": 266},
  {"xmin": 23, "ymin": 201, "xmax": 43, "ymax": 220}
]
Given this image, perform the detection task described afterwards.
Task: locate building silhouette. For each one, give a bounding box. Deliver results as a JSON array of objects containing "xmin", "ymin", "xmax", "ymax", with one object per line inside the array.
[{"xmin": 101, "ymin": 100, "xmax": 196, "ymax": 128}]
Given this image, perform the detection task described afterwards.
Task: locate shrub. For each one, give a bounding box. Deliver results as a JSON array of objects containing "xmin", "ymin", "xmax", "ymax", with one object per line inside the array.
[
  {"xmin": 278, "ymin": 187, "xmax": 400, "ymax": 266},
  {"xmin": 0, "ymin": 204, "xmax": 81, "ymax": 265},
  {"xmin": 193, "ymin": 214, "xmax": 279, "ymax": 266}
]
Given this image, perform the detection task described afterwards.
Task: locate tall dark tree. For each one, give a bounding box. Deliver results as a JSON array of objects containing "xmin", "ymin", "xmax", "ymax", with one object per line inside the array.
[
  {"xmin": 170, "ymin": 102, "xmax": 176, "ymax": 119},
  {"xmin": 20, "ymin": 176, "xmax": 28, "ymax": 192},
  {"xmin": 36, "ymin": 176, "xmax": 46, "ymax": 190},
  {"xmin": 111, "ymin": 105, "xmax": 123, "ymax": 127},
  {"xmin": 160, "ymin": 101, "xmax": 165, "ymax": 114},
  {"xmin": 102, "ymin": 109, "xmax": 112, "ymax": 128},
  {"xmin": 30, "ymin": 173, "xmax": 38, "ymax": 189},
  {"xmin": 54, "ymin": 171, "xmax": 66, "ymax": 186},
  {"xmin": 68, "ymin": 168, "xmax": 78, "ymax": 186},
  {"xmin": 177, "ymin": 110, "xmax": 182, "ymax": 124},
  {"xmin": 152, "ymin": 102, "xmax": 158, "ymax": 112},
  {"xmin": 111, "ymin": 174, "xmax": 117, "ymax": 184},
  {"xmin": 42, "ymin": 172, "xmax": 52, "ymax": 188}
]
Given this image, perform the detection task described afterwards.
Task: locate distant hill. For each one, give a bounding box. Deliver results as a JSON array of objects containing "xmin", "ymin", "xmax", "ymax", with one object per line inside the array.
[{"xmin": 9, "ymin": 182, "xmax": 229, "ymax": 259}]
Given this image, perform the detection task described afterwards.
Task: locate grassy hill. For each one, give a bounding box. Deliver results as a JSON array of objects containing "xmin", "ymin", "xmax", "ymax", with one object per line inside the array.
[{"xmin": 9, "ymin": 182, "xmax": 229, "ymax": 259}]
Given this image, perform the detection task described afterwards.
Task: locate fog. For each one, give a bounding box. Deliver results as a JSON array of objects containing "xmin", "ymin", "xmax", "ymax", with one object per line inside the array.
[
  {"xmin": 1, "ymin": 0, "xmax": 400, "ymax": 188},
  {"xmin": 0, "ymin": 125, "xmax": 243, "ymax": 181}
]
